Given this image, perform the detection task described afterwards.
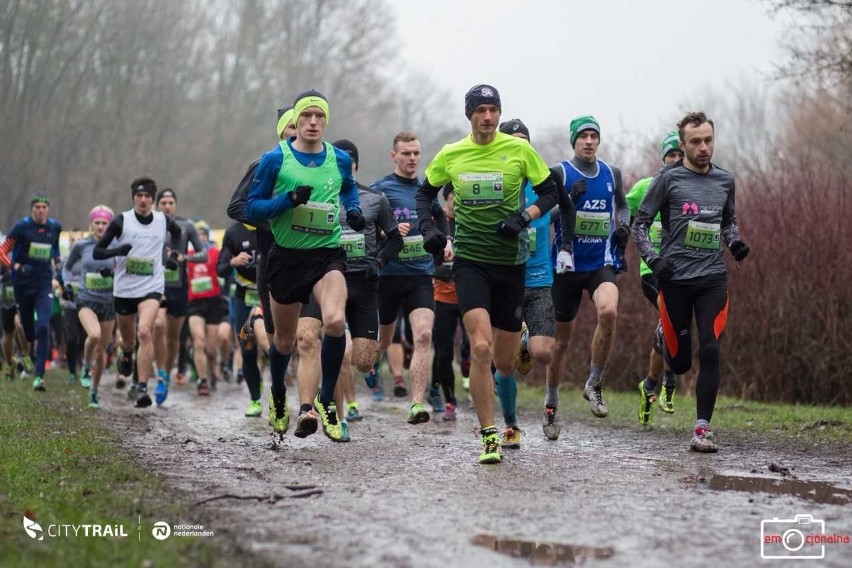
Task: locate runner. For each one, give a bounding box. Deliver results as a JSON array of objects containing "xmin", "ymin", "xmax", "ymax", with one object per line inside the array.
[
  {"xmin": 186, "ymin": 221, "xmax": 225, "ymax": 395},
  {"xmin": 546, "ymin": 115, "xmax": 631, "ymax": 434},
  {"xmin": 373, "ymin": 131, "xmax": 444, "ymax": 424},
  {"xmin": 626, "ymin": 131, "xmax": 684, "ymax": 424},
  {"xmin": 0, "ymin": 194, "xmax": 63, "ymax": 391},
  {"xmin": 415, "ymin": 84, "xmax": 563, "ymax": 463},
  {"xmin": 246, "ymin": 89, "xmax": 363, "ymax": 442},
  {"xmin": 60, "ymin": 228, "xmax": 86, "ymax": 385},
  {"xmin": 63, "ymin": 205, "xmax": 118, "ymax": 408},
  {"xmin": 153, "ymin": 187, "xmax": 207, "ymax": 389},
  {"xmin": 0, "ymin": 234, "xmax": 28, "ymax": 381},
  {"xmin": 93, "ymin": 176, "xmax": 181, "ymax": 408},
  {"xmin": 632, "ymin": 111, "xmax": 750, "ymax": 452}
]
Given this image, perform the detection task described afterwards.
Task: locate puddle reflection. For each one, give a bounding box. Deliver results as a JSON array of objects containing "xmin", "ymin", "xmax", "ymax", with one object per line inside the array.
[
  {"xmin": 472, "ymin": 534, "xmax": 615, "ymax": 565},
  {"xmin": 709, "ymin": 475, "xmax": 852, "ymax": 505}
]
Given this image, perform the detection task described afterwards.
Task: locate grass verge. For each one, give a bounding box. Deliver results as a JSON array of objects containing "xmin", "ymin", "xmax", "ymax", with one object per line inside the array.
[{"xmin": 0, "ymin": 369, "xmax": 260, "ymax": 568}]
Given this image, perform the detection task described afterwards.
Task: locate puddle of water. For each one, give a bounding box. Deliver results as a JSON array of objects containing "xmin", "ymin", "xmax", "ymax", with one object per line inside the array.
[
  {"xmin": 708, "ymin": 475, "xmax": 852, "ymax": 505},
  {"xmin": 472, "ymin": 534, "xmax": 615, "ymax": 565}
]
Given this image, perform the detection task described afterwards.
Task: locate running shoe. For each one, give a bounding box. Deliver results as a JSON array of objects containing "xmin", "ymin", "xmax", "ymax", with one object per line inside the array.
[
  {"xmin": 364, "ymin": 361, "xmax": 380, "ymax": 388},
  {"xmin": 500, "ymin": 425, "xmax": 524, "ymax": 449},
  {"xmin": 245, "ymin": 399, "xmax": 263, "ymax": 417},
  {"xmin": 294, "ymin": 408, "xmax": 318, "ymax": 438},
  {"xmin": 4, "ymin": 362, "xmax": 14, "ymax": 381},
  {"xmin": 197, "ymin": 379, "xmax": 210, "ymax": 396},
  {"xmin": 462, "ymin": 376, "xmax": 470, "ymax": 391},
  {"xmin": 428, "ymin": 386, "xmax": 445, "ymax": 414},
  {"xmin": 117, "ymin": 349, "xmax": 133, "ymax": 377},
  {"xmin": 659, "ymin": 382, "xmax": 676, "ymax": 414},
  {"xmin": 127, "ymin": 381, "xmax": 138, "ymax": 400},
  {"xmin": 88, "ymin": 389, "xmax": 101, "ymax": 409},
  {"xmin": 22, "ymin": 355, "xmax": 34, "ymax": 374},
  {"xmin": 313, "ymin": 394, "xmax": 344, "ymax": 442},
  {"xmin": 638, "ymin": 380, "xmax": 657, "ymax": 426},
  {"xmin": 479, "ymin": 428, "xmax": 501, "ymax": 464},
  {"xmin": 372, "ymin": 384, "xmax": 384, "ymax": 401},
  {"xmin": 340, "ymin": 420, "xmax": 351, "ymax": 443},
  {"xmin": 393, "ymin": 376, "xmax": 407, "ymax": 397},
  {"xmin": 236, "ymin": 369, "xmax": 244, "ymax": 385},
  {"xmin": 175, "ymin": 372, "xmax": 186, "ymax": 385},
  {"xmin": 220, "ymin": 362, "xmax": 232, "ymax": 383},
  {"xmin": 460, "ymin": 357, "xmax": 471, "ymax": 379},
  {"xmin": 157, "ymin": 368, "xmax": 169, "ymax": 386},
  {"xmin": 515, "ymin": 325, "xmax": 533, "ymax": 376},
  {"xmin": 32, "ymin": 375, "xmax": 46, "ymax": 391},
  {"xmin": 115, "ymin": 376, "xmax": 127, "ymax": 389},
  {"xmin": 346, "ymin": 402, "xmax": 363, "ymax": 422},
  {"xmin": 80, "ymin": 366, "xmax": 92, "ymax": 389},
  {"xmin": 442, "ymin": 402, "xmax": 457, "ymax": 421},
  {"xmin": 583, "ymin": 381, "xmax": 609, "ymax": 418},
  {"xmin": 542, "ymin": 406, "xmax": 562, "ymax": 440},
  {"xmin": 268, "ymin": 388, "xmax": 289, "ymax": 434},
  {"xmin": 406, "ymin": 402, "xmax": 430, "ymax": 425},
  {"xmin": 135, "ymin": 384, "xmax": 152, "ymax": 408},
  {"xmin": 67, "ymin": 373, "xmax": 77, "ymax": 385},
  {"xmin": 690, "ymin": 425, "xmax": 719, "ymax": 453},
  {"xmin": 154, "ymin": 378, "xmax": 169, "ymax": 405}
]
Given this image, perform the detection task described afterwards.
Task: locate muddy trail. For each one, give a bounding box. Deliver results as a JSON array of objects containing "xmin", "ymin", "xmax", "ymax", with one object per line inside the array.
[{"xmin": 98, "ymin": 375, "xmax": 851, "ymax": 568}]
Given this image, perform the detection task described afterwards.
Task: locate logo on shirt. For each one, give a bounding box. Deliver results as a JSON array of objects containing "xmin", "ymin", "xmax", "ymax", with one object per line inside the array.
[
  {"xmin": 682, "ymin": 202, "xmax": 699, "ymax": 215},
  {"xmin": 393, "ymin": 207, "xmax": 411, "ymax": 222}
]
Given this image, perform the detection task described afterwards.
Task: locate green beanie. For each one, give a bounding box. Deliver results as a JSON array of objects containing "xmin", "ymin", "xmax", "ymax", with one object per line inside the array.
[
  {"xmin": 569, "ymin": 115, "xmax": 600, "ymax": 147},
  {"xmin": 660, "ymin": 130, "xmax": 680, "ymax": 163}
]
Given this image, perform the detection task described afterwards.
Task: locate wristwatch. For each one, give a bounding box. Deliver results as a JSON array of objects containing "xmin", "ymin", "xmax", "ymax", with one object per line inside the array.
[{"xmin": 520, "ymin": 210, "xmax": 532, "ymax": 225}]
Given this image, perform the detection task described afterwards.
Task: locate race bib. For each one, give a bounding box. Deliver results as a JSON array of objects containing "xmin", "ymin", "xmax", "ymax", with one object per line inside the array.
[
  {"xmin": 575, "ymin": 211, "xmax": 610, "ymax": 238},
  {"xmin": 190, "ymin": 276, "xmax": 213, "ymax": 294},
  {"xmin": 164, "ymin": 267, "xmax": 181, "ymax": 286},
  {"xmin": 85, "ymin": 272, "xmax": 113, "ymax": 291},
  {"xmin": 126, "ymin": 256, "xmax": 154, "ymax": 276},
  {"xmin": 28, "ymin": 242, "xmax": 51, "ymax": 260},
  {"xmin": 244, "ymin": 288, "xmax": 260, "ymax": 306},
  {"xmin": 291, "ymin": 201, "xmax": 335, "ymax": 235},
  {"xmin": 457, "ymin": 173, "xmax": 504, "ymax": 206},
  {"xmin": 684, "ymin": 221, "xmax": 720, "ymax": 250},
  {"xmin": 650, "ymin": 221, "xmax": 663, "ymax": 248},
  {"xmin": 399, "ymin": 235, "xmax": 428, "ymax": 261},
  {"xmin": 340, "ymin": 232, "xmax": 366, "ymax": 259}
]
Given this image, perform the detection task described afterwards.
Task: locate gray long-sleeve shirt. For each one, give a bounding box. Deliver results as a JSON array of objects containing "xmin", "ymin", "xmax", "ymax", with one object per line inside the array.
[
  {"xmin": 340, "ymin": 184, "xmax": 400, "ymax": 273},
  {"xmin": 632, "ymin": 161, "xmax": 741, "ymax": 281},
  {"xmin": 63, "ymin": 236, "xmax": 115, "ymax": 303}
]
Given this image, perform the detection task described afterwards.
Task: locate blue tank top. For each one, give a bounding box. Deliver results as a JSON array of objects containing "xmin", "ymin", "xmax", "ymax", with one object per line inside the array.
[
  {"xmin": 552, "ymin": 160, "xmax": 624, "ymax": 273},
  {"xmin": 524, "ymin": 181, "xmax": 552, "ymax": 288}
]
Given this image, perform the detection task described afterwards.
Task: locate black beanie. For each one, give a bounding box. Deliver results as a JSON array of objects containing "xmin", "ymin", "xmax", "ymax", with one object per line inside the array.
[
  {"xmin": 499, "ymin": 119, "xmax": 530, "ymax": 142},
  {"xmin": 332, "ymin": 139, "xmax": 359, "ymax": 168},
  {"xmin": 464, "ymin": 84, "xmax": 501, "ymax": 119}
]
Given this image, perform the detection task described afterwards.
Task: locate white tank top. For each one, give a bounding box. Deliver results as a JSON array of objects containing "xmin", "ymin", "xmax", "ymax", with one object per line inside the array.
[{"xmin": 113, "ymin": 210, "xmax": 167, "ymax": 298}]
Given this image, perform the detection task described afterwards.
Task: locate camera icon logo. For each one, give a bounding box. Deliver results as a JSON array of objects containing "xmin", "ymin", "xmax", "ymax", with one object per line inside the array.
[{"xmin": 761, "ymin": 514, "xmax": 825, "ymax": 559}]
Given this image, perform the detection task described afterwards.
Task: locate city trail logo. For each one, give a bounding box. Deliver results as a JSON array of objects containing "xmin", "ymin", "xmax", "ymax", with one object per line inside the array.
[{"xmin": 23, "ymin": 517, "xmax": 43, "ymax": 541}]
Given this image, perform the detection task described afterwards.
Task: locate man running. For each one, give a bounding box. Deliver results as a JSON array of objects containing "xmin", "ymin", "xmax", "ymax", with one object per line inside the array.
[
  {"xmin": 94, "ymin": 177, "xmax": 181, "ymax": 407},
  {"xmin": 415, "ymin": 84, "xmax": 563, "ymax": 464},
  {"xmin": 373, "ymin": 131, "xmax": 444, "ymax": 423},
  {"xmin": 0, "ymin": 195, "xmax": 63, "ymax": 391},
  {"xmin": 63, "ymin": 205, "xmax": 118, "ymax": 408},
  {"xmin": 246, "ymin": 90, "xmax": 363, "ymax": 442},
  {"xmin": 546, "ymin": 115, "xmax": 631, "ymax": 434},
  {"xmin": 632, "ymin": 111, "xmax": 749, "ymax": 453},
  {"xmin": 626, "ymin": 131, "xmax": 684, "ymax": 425}
]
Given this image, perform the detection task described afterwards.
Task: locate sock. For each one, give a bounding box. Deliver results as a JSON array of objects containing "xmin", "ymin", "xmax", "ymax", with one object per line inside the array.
[
  {"xmin": 241, "ymin": 346, "xmax": 261, "ymax": 401},
  {"xmin": 643, "ymin": 375, "xmax": 658, "ymax": 393},
  {"xmin": 586, "ymin": 362, "xmax": 604, "ymax": 387},
  {"xmin": 663, "ymin": 369, "xmax": 676, "ymax": 387},
  {"xmin": 695, "ymin": 419, "xmax": 710, "ymax": 431},
  {"xmin": 480, "ymin": 425, "xmax": 498, "ymax": 437},
  {"xmin": 137, "ymin": 383, "xmax": 148, "ymax": 393},
  {"xmin": 545, "ymin": 383, "xmax": 559, "ymax": 408},
  {"xmin": 493, "ymin": 370, "xmax": 517, "ymax": 427},
  {"xmin": 319, "ymin": 334, "xmax": 346, "ymax": 404},
  {"xmin": 268, "ymin": 344, "xmax": 291, "ymax": 407},
  {"xmin": 300, "ymin": 403, "xmax": 313, "ymax": 414}
]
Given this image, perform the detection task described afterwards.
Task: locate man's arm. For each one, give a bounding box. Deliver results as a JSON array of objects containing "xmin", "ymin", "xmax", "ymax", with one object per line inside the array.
[
  {"xmin": 415, "ymin": 179, "xmax": 443, "ymax": 234},
  {"xmin": 183, "ymin": 222, "xmax": 208, "ymax": 263},
  {"xmin": 632, "ymin": 173, "xmax": 667, "ymax": 263},
  {"xmin": 245, "ymin": 149, "xmax": 294, "ymax": 221},
  {"xmin": 216, "ymin": 228, "xmax": 236, "ymax": 278},
  {"xmin": 93, "ymin": 216, "xmax": 127, "ymax": 259},
  {"xmin": 376, "ymin": 194, "xmax": 403, "ymax": 264},
  {"xmin": 612, "ymin": 166, "xmax": 631, "ymax": 230},
  {"xmin": 721, "ymin": 179, "xmax": 741, "ymax": 247},
  {"xmin": 62, "ymin": 241, "xmax": 83, "ymax": 284}
]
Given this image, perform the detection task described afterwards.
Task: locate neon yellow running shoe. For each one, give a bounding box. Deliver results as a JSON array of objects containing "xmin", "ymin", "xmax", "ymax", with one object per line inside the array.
[
  {"xmin": 313, "ymin": 393, "xmax": 344, "ymax": 442},
  {"xmin": 22, "ymin": 356, "xmax": 34, "ymax": 374},
  {"xmin": 479, "ymin": 428, "xmax": 502, "ymax": 464},
  {"xmin": 406, "ymin": 402, "xmax": 430, "ymax": 425},
  {"xmin": 638, "ymin": 380, "xmax": 657, "ymax": 425},
  {"xmin": 245, "ymin": 399, "xmax": 263, "ymax": 417},
  {"xmin": 268, "ymin": 388, "xmax": 289, "ymax": 434},
  {"xmin": 659, "ymin": 383, "xmax": 676, "ymax": 414}
]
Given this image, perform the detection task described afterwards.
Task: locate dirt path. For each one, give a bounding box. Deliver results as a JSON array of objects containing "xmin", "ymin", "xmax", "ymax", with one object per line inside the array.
[{"xmin": 98, "ymin": 376, "xmax": 851, "ymax": 567}]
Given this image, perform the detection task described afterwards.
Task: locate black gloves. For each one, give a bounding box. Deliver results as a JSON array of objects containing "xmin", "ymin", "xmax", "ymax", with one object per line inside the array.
[
  {"xmin": 613, "ymin": 224, "xmax": 630, "ymax": 249},
  {"xmin": 288, "ymin": 185, "xmax": 312, "ymax": 207},
  {"xmin": 421, "ymin": 223, "xmax": 447, "ymax": 255},
  {"xmin": 649, "ymin": 257, "xmax": 674, "ymax": 283},
  {"xmin": 115, "ymin": 244, "xmax": 132, "ymax": 257},
  {"xmin": 569, "ymin": 179, "xmax": 588, "ymax": 204},
  {"xmin": 16, "ymin": 264, "xmax": 32, "ymax": 276},
  {"xmin": 164, "ymin": 251, "xmax": 180, "ymax": 271},
  {"xmin": 496, "ymin": 210, "xmax": 531, "ymax": 238},
  {"xmin": 61, "ymin": 286, "xmax": 74, "ymax": 302},
  {"xmin": 730, "ymin": 240, "xmax": 750, "ymax": 261},
  {"xmin": 99, "ymin": 267, "xmax": 114, "ymax": 278},
  {"xmin": 346, "ymin": 209, "xmax": 366, "ymax": 232},
  {"xmin": 364, "ymin": 258, "xmax": 382, "ymax": 281}
]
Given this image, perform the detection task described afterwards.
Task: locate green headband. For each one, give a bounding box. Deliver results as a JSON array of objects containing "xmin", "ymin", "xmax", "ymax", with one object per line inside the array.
[
  {"xmin": 660, "ymin": 130, "xmax": 681, "ymax": 163},
  {"xmin": 293, "ymin": 95, "xmax": 330, "ymax": 128},
  {"xmin": 276, "ymin": 108, "xmax": 294, "ymax": 138},
  {"xmin": 569, "ymin": 115, "xmax": 601, "ymax": 147}
]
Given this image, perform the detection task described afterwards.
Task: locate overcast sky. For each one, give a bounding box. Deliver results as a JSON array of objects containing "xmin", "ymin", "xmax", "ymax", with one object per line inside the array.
[{"xmin": 391, "ymin": 0, "xmax": 792, "ymax": 143}]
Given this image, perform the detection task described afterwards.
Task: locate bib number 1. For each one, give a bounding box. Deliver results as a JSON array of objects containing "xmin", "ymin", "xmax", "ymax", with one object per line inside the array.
[{"xmin": 291, "ymin": 201, "xmax": 335, "ymax": 235}]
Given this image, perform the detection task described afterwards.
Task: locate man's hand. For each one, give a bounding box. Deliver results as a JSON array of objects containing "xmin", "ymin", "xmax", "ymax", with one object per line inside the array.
[
  {"xmin": 555, "ymin": 248, "xmax": 575, "ymax": 274},
  {"xmin": 613, "ymin": 224, "xmax": 630, "ymax": 249},
  {"xmin": 288, "ymin": 185, "xmax": 312, "ymax": 207},
  {"xmin": 570, "ymin": 179, "xmax": 588, "ymax": 203},
  {"xmin": 347, "ymin": 209, "xmax": 366, "ymax": 232},
  {"xmin": 730, "ymin": 240, "xmax": 750, "ymax": 262},
  {"xmin": 99, "ymin": 267, "xmax": 114, "ymax": 278},
  {"xmin": 114, "ymin": 244, "xmax": 132, "ymax": 257},
  {"xmin": 164, "ymin": 251, "xmax": 180, "ymax": 271},
  {"xmin": 364, "ymin": 258, "xmax": 382, "ymax": 281},
  {"xmin": 398, "ymin": 222, "xmax": 411, "ymax": 237},
  {"xmin": 231, "ymin": 252, "xmax": 251, "ymax": 268},
  {"xmin": 496, "ymin": 211, "xmax": 530, "ymax": 238},
  {"xmin": 649, "ymin": 257, "xmax": 674, "ymax": 283},
  {"xmin": 423, "ymin": 227, "xmax": 447, "ymax": 255}
]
